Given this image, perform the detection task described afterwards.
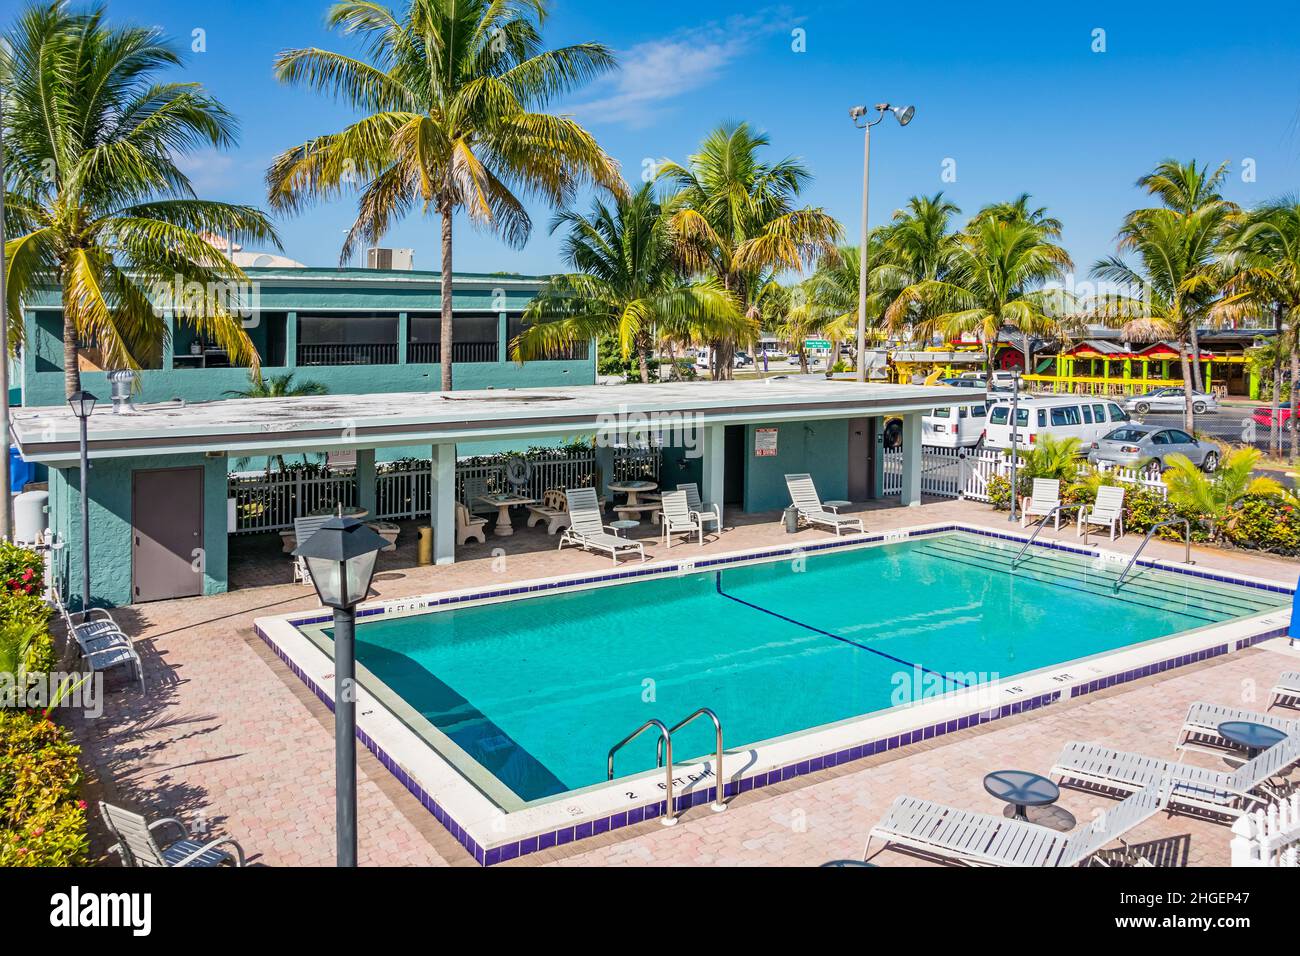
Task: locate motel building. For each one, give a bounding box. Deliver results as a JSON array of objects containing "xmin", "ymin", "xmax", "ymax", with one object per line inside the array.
[{"xmin": 9, "ymin": 265, "xmax": 951, "ymax": 608}]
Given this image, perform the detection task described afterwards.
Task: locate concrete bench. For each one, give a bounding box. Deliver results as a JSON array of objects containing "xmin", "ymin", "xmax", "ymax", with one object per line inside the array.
[
  {"xmin": 526, "ymin": 505, "xmax": 571, "ymax": 536},
  {"xmin": 613, "ymin": 503, "xmax": 661, "ymax": 524}
]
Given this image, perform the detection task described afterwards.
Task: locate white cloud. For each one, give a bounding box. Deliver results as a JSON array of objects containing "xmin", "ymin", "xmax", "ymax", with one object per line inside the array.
[{"xmin": 572, "ymin": 10, "xmax": 797, "ymax": 129}]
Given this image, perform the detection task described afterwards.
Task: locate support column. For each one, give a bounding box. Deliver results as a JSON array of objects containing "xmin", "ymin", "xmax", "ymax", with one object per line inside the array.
[
  {"xmin": 431, "ymin": 442, "xmax": 456, "ymax": 564},
  {"xmin": 397, "ymin": 312, "xmax": 408, "ymax": 365},
  {"xmin": 355, "ymin": 448, "xmax": 376, "ymax": 516},
  {"xmin": 163, "ymin": 312, "xmax": 175, "ymax": 370},
  {"xmin": 497, "ymin": 312, "xmax": 508, "ymax": 364},
  {"xmin": 286, "ymin": 311, "xmax": 299, "ymax": 370},
  {"xmin": 700, "ymin": 424, "xmax": 725, "ymax": 520},
  {"xmin": 900, "ymin": 412, "xmax": 922, "ymax": 507}
]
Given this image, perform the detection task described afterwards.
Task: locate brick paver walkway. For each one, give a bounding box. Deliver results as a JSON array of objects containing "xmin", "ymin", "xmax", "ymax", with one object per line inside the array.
[{"xmin": 66, "ymin": 498, "xmax": 1300, "ymax": 866}]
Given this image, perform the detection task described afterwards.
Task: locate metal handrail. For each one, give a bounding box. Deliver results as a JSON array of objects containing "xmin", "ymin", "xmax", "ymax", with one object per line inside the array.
[
  {"xmin": 1113, "ymin": 518, "xmax": 1194, "ymax": 592},
  {"xmin": 608, "ymin": 719, "xmax": 678, "ymax": 827},
  {"xmin": 1010, "ymin": 503, "xmax": 1080, "ymax": 569},
  {"xmin": 656, "ymin": 707, "xmax": 727, "ymax": 813}
]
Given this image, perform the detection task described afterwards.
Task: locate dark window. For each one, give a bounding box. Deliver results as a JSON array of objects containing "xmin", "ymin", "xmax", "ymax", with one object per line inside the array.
[
  {"xmin": 1168, "ymin": 430, "xmax": 1194, "ymax": 444},
  {"xmin": 1107, "ymin": 403, "xmax": 1130, "ymax": 422},
  {"xmin": 1050, "ymin": 406, "xmax": 1082, "ymax": 426},
  {"xmin": 1081, "ymin": 405, "xmax": 1093, "ymax": 424}
]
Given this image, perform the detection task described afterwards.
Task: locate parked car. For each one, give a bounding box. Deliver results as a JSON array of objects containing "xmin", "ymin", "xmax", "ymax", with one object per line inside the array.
[
  {"xmin": 734, "ymin": 351, "xmax": 754, "ymax": 368},
  {"xmin": 1087, "ymin": 424, "xmax": 1219, "ymax": 472},
  {"xmin": 923, "ymin": 400, "xmax": 988, "ymax": 448},
  {"xmin": 984, "ymin": 395, "xmax": 1131, "ymax": 451},
  {"xmin": 1252, "ymin": 406, "xmax": 1297, "ymax": 431},
  {"xmin": 1125, "ymin": 387, "xmax": 1218, "ymax": 415},
  {"xmin": 940, "ymin": 377, "xmax": 987, "ymax": 390}
]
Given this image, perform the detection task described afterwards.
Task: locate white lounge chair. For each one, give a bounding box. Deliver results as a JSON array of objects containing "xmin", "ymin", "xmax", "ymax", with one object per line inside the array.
[
  {"xmin": 100, "ymin": 802, "xmax": 245, "ymax": 868},
  {"xmin": 1051, "ymin": 734, "xmax": 1300, "ymax": 819},
  {"xmin": 679, "ymin": 482, "xmax": 722, "ymax": 535},
  {"xmin": 1270, "ymin": 672, "xmax": 1300, "ymax": 711},
  {"xmin": 558, "ymin": 487, "xmax": 645, "ymax": 564},
  {"xmin": 785, "ymin": 474, "xmax": 864, "ymax": 536},
  {"xmin": 1020, "ymin": 478, "xmax": 1062, "ymax": 529},
  {"xmin": 864, "ymin": 780, "xmax": 1169, "ymax": 867},
  {"xmin": 1078, "ymin": 485, "xmax": 1125, "ymax": 540},
  {"xmin": 1176, "ymin": 701, "xmax": 1298, "ymax": 760},
  {"xmin": 292, "ymin": 515, "xmax": 335, "ymax": 584},
  {"xmin": 659, "ymin": 489, "xmax": 703, "ymax": 548},
  {"xmin": 53, "ymin": 589, "xmax": 129, "ymax": 653}
]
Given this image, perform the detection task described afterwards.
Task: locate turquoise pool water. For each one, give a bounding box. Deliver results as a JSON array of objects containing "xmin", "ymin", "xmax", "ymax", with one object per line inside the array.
[{"xmin": 310, "ymin": 532, "xmax": 1286, "ymax": 803}]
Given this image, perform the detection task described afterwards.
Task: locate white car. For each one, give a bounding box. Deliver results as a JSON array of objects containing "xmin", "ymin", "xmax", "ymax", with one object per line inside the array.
[
  {"xmin": 1125, "ymin": 387, "xmax": 1218, "ymax": 415},
  {"xmin": 923, "ymin": 400, "xmax": 989, "ymax": 448},
  {"xmin": 984, "ymin": 395, "xmax": 1132, "ymax": 452}
]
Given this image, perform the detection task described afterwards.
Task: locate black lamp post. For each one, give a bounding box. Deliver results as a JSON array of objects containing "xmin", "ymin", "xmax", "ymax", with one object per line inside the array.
[
  {"xmin": 293, "ymin": 515, "xmax": 384, "ymax": 867},
  {"xmin": 67, "ymin": 391, "xmax": 97, "ymax": 615}
]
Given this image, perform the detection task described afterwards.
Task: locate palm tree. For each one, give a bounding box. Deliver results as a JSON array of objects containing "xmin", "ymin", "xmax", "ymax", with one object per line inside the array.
[
  {"xmin": 224, "ymin": 371, "xmax": 328, "ymax": 398},
  {"xmin": 658, "ymin": 122, "xmax": 841, "ymax": 379},
  {"xmin": 888, "ymin": 215, "xmax": 1072, "ymax": 374},
  {"xmin": 510, "ymin": 184, "xmax": 750, "ymax": 382},
  {"xmin": 1092, "ymin": 202, "xmax": 1230, "ymax": 431},
  {"xmin": 267, "ymin": 0, "xmax": 623, "ymax": 392},
  {"xmin": 3, "ymin": 2, "xmax": 278, "ymax": 398},
  {"xmin": 969, "ymin": 192, "xmax": 1062, "ymax": 238},
  {"xmin": 1163, "ymin": 447, "xmax": 1280, "ymax": 538},
  {"xmin": 1217, "ymin": 199, "xmax": 1300, "ymax": 458}
]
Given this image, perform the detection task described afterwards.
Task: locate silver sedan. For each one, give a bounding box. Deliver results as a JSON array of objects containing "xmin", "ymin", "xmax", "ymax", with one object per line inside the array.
[
  {"xmin": 1125, "ymin": 387, "xmax": 1218, "ymax": 415},
  {"xmin": 1087, "ymin": 424, "xmax": 1219, "ymax": 472}
]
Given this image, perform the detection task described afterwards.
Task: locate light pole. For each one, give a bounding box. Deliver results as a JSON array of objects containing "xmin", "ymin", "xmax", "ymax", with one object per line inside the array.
[
  {"xmin": 1007, "ymin": 372, "xmax": 1021, "ymax": 523},
  {"xmin": 849, "ymin": 102, "xmax": 914, "ymax": 383},
  {"xmin": 1, "ymin": 85, "xmax": 12, "ymax": 539},
  {"xmin": 293, "ymin": 515, "xmax": 384, "ymax": 867},
  {"xmin": 67, "ymin": 391, "xmax": 97, "ymax": 614}
]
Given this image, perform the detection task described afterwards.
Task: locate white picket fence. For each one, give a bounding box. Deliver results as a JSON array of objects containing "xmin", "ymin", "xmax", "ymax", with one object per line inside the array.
[
  {"xmin": 881, "ymin": 446, "xmax": 1168, "ymax": 503},
  {"xmin": 228, "ymin": 447, "xmax": 660, "ymax": 533},
  {"xmin": 1230, "ymin": 793, "xmax": 1300, "ymax": 867}
]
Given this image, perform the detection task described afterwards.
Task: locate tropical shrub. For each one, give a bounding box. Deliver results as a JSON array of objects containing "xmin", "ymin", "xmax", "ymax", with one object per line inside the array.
[
  {"xmin": 0, "ymin": 543, "xmax": 46, "ymax": 628},
  {"xmin": 1162, "ymin": 448, "xmax": 1282, "ymax": 538},
  {"xmin": 0, "ymin": 709, "xmax": 87, "ymax": 866},
  {"xmin": 1221, "ymin": 495, "xmax": 1300, "ymax": 555}
]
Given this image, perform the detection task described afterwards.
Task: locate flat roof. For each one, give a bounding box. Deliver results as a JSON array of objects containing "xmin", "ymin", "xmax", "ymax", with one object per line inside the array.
[{"xmin": 12, "ymin": 380, "xmax": 956, "ymax": 465}]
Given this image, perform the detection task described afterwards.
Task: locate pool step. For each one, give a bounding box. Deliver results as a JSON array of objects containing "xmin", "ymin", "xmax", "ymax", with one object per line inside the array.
[{"xmin": 913, "ymin": 536, "xmax": 1280, "ymax": 623}]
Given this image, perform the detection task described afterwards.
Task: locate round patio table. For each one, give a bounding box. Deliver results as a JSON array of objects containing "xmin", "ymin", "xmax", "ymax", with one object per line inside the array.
[
  {"xmin": 823, "ymin": 500, "xmax": 851, "ymax": 513},
  {"xmin": 609, "ymin": 519, "xmax": 639, "ymax": 537},
  {"xmin": 608, "ymin": 480, "xmax": 658, "ymax": 506},
  {"xmin": 1217, "ymin": 721, "xmax": 1288, "ymax": 760},
  {"xmin": 307, "ymin": 505, "xmax": 369, "ymax": 519},
  {"xmin": 983, "ymin": 770, "xmax": 1060, "ymax": 821}
]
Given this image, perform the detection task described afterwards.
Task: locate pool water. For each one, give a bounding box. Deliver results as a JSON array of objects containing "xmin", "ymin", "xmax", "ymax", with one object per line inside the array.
[{"xmin": 314, "ymin": 532, "xmax": 1286, "ymax": 803}]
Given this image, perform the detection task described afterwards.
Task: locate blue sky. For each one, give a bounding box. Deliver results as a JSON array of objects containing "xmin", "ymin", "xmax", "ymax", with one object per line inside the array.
[{"xmin": 57, "ymin": 0, "xmax": 1300, "ymax": 282}]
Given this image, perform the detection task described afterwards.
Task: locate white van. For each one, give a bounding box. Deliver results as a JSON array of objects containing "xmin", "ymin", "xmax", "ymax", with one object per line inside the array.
[
  {"xmin": 924, "ymin": 400, "xmax": 989, "ymax": 448},
  {"xmin": 984, "ymin": 395, "xmax": 1131, "ymax": 452}
]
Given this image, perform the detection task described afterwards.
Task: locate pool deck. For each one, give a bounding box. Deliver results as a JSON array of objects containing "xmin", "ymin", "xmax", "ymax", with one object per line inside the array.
[{"xmin": 67, "ymin": 497, "xmax": 1300, "ymax": 867}]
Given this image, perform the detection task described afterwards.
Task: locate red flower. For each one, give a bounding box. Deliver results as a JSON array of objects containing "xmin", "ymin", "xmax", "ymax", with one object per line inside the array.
[
  {"xmin": 76, "ymin": 800, "xmax": 87, "ymax": 810},
  {"xmin": 30, "ymin": 826, "xmax": 43, "ymax": 837},
  {"xmin": 20, "ymin": 568, "xmax": 33, "ymax": 581}
]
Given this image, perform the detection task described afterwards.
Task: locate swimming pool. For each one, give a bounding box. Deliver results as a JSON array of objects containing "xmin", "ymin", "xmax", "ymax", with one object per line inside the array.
[{"xmin": 290, "ymin": 529, "xmax": 1289, "ymax": 812}]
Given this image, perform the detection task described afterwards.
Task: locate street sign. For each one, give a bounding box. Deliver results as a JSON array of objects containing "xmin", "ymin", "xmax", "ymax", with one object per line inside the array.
[{"xmin": 804, "ymin": 339, "xmax": 830, "ymax": 349}]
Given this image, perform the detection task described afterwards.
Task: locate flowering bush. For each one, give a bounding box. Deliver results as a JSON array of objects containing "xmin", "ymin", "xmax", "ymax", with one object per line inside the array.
[
  {"xmin": 0, "ymin": 709, "xmax": 87, "ymax": 866},
  {"xmin": 0, "ymin": 542, "xmax": 48, "ymax": 630},
  {"xmin": 1221, "ymin": 494, "xmax": 1300, "ymax": 555}
]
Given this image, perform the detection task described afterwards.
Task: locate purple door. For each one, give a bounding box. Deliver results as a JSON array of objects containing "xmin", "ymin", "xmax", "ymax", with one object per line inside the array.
[{"xmin": 132, "ymin": 467, "xmax": 204, "ymax": 603}]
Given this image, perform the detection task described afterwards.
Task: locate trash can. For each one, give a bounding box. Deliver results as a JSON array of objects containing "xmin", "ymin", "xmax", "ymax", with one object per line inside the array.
[
  {"xmin": 783, "ymin": 506, "xmax": 799, "ymax": 533},
  {"xmin": 417, "ymin": 525, "xmax": 433, "ymax": 565}
]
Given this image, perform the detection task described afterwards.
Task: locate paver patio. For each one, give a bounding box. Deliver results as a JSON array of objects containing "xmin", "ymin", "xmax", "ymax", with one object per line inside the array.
[{"xmin": 65, "ymin": 497, "xmax": 1300, "ymax": 866}]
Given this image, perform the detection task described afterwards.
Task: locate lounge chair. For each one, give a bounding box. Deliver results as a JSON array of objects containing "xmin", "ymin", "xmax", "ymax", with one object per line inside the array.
[
  {"xmin": 526, "ymin": 488, "xmax": 572, "ymax": 536},
  {"xmin": 292, "ymin": 515, "xmax": 335, "ymax": 584},
  {"xmin": 456, "ymin": 501, "xmax": 488, "ymax": 545},
  {"xmin": 53, "ymin": 589, "xmax": 130, "ymax": 654},
  {"xmin": 558, "ymin": 487, "xmax": 645, "ymax": 564},
  {"xmin": 659, "ymin": 489, "xmax": 703, "ymax": 548},
  {"xmin": 785, "ymin": 474, "xmax": 864, "ymax": 536},
  {"xmin": 1270, "ymin": 672, "xmax": 1300, "ymax": 711},
  {"xmin": 864, "ymin": 780, "xmax": 1169, "ymax": 867},
  {"xmin": 679, "ymin": 482, "xmax": 722, "ymax": 535},
  {"xmin": 1050, "ymin": 734, "xmax": 1300, "ymax": 819},
  {"xmin": 1176, "ymin": 701, "xmax": 1298, "ymax": 760},
  {"xmin": 1078, "ymin": 485, "xmax": 1125, "ymax": 540},
  {"xmin": 100, "ymin": 802, "xmax": 245, "ymax": 868},
  {"xmin": 1020, "ymin": 478, "xmax": 1062, "ymax": 530}
]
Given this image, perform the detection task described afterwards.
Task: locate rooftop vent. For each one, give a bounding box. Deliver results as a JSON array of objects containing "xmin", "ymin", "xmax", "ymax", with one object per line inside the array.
[
  {"xmin": 107, "ymin": 370, "xmax": 136, "ymax": 415},
  {"xmin": 367, "ymin": 247, "xmax": 415, "ymax": 270}
]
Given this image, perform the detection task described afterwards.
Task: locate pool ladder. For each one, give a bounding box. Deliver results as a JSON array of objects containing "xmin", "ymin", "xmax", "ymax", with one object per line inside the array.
[
  {"xmin": 1010, "ymin": 503, "xmax": 1080, "ymax": 570},
  {"xmin": 607, "ymin": 707, "xmax": 727, "ymax": 827},
  {"xmin": 1113, "ymin": 518, "xmax": 1193, "ymax": 592}
]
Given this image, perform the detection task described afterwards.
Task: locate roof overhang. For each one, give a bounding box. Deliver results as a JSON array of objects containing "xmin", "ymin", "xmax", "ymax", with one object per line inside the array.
[{"xmin": 11, "ymin": 380, "xmax": 958, "ymax": 466}]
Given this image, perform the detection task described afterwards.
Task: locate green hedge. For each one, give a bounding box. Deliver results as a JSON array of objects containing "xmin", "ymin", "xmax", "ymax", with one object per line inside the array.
[{"xmin": 0, "ymin": 544, "xmax": 88, "ymax": 867}]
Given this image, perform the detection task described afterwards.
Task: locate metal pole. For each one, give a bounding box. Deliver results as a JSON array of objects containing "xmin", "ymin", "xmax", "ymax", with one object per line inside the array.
[
  {"xmin": 78, "ymin": 415, "xmax": 90, "ymax": 613},
  {"xmin": 855, "ymin": 123, "xmax": 871, "ymax": 383},
  {"xmin": 1007, "ymin": 376, "xmax": 1019, "ymax": 523},
  {"xmin": 0, "ymin": 88, "xmax": 12, "ymax": 539},
  {"xmin": 333, "ymin": 602, "xmax": 358, "ymax": 867}
]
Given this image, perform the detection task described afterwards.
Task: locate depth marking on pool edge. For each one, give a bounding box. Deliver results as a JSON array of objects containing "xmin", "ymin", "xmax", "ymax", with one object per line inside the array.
[{"xmin": 713, "ymin": 572, "xmax": 968, "ymax": 688}]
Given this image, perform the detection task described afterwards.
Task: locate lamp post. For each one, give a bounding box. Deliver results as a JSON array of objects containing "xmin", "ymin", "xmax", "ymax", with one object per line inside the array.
[
  {"xmin": 1, "ymin": 86, "xmax": 12, "ymax": 538},
  {"xmin": 849, "ymin": 102, "xmax": 914, "ymax": 383},
  {"xmin": 293, "ymin": 515, "xmax": 384, "ymax": 867},
  {"xmin": 1007, "ymin": 372, "xmax": 1021, "ymax": 523},
  {"xmin": 67, "ymin": 391, "xmax": 97, "ymax": 614}
]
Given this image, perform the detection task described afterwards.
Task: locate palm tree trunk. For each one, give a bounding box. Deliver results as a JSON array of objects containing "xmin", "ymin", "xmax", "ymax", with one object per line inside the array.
[
  {"xmin": 439, "ymin": 203, "xmax": 454, "ymax": 392},
  {"xmin": 1179, "ymin": 340, "xmax": 1196, "ymax": 433},
  {"xmin": 1270, "ymin": 303, "xmax": 1283, "ymax": 457},
  {"xmin": 62, "ymin": 293, "xmax": 81, "ymax": 399},
  {"xmin": 1188, "ymin": 322, "xmax": 1205, "ymax": 393},
  {"xmin": 638, "ymin": 341, "xmax": 650, "ymax": 384},
  {"xmin": 1290, "ymin": 338, "xmax": 1299, "ymax": 462}
]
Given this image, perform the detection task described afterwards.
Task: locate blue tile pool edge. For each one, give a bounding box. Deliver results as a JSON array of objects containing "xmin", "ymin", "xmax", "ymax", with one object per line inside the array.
[{"xmin": 261, "ymin": 525, "xmax": 1294, "ymax": 866}]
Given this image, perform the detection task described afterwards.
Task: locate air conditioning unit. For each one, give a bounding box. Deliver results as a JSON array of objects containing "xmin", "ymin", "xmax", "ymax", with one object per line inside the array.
[{"xmin": 367, "ymin": 247, "xmax": 415, "ymax": 270}]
